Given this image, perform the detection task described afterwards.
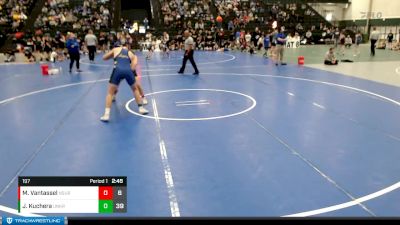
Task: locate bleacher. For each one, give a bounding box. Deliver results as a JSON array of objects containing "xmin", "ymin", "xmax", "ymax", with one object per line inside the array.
[
  {"xmin": 210, "ymin": 0, "xmax": 331, "ymax": 42},
  {"xmin": 158, "ymin": 0, "xmax": 213, "ymax": 36},
  {"xmin": 0, "ymin": 0, "xmax": 36, "ymax": 34},
  {"xmin": 33, "ymin": 0, "xmax": 112, "ymax": 38},
  {"xmin": 0, "ymin": 0, "xmax": 341, "ymax": 55}
]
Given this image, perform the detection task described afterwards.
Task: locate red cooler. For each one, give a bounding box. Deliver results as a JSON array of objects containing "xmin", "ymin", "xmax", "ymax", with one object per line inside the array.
[
  {"xmin": 298, "ymin": 56, "xmax": 304, "ymax": 65},
  {"xmin": 41, "ymin": 64, "xmax": 49, "ymax": 75}
]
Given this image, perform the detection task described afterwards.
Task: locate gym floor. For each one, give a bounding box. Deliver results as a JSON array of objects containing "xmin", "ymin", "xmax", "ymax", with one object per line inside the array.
[{"xmin": 0, "ymin": 45, "xmax": 399, "ymax": 217}]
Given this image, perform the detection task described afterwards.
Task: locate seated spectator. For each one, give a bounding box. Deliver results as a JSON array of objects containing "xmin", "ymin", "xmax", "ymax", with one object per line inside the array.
[
  {"xmin": 24, "ymin": 49, "xmax": 36, "ymax": 62},
  {"xmin": 324, "ymin": 47, "xmax": 338, "ymax": 65},
  {"xmin": 5, "ymin": 50, "xmax": 16, "ymax": 63},
  {"xmin": 50, "ymin": 48, "xmax": 57, "ymax": 63},
  {"xmin": 305, "ymin": 29, "xmax": 313, "ymax": 44},
  {"xmin": 376, "ymin": 39, "xmax": 386, "ymax": 49},
  {"xmin": 345, "ymin": 35, "xmax": 352, "ymax": 48},
  {"xmin": 392, "ymin": 40, "xmax": 400, "ymax": 51}
]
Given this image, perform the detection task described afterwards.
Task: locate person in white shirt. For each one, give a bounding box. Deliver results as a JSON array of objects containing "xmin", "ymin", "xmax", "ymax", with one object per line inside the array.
[
  {"xmin": 155, "ymin": 38, "xmax": 161, "ymax": 51},
  {"xmin": 305, "ymin": 30, "xmax": 312, "ymax": 44},
  {"xmin": 145, "ymin": 32, "xmax": 154, "ymax": 60},
  {"xmin": 324, "ymin": 47, "xmax": 338, "ymax": 65},
  {"xmin": 50, "ymin": 48, "xmax": 57, "ymax": 63},
  {"xmin": 85, "ymin": 29, "xmax": 97, "ymax": 62},
  {"xmin": 257, "ymin": 35, "xmax": 264, "ymax": 51},
  {"xmin": 345, "ymin": 35, "xmax": 352, "ymax": 48},
  {"xmin": 178, "ymin": 30, "xmax": 199, "ymax": 75},
  {"xmin": 162, "ymin": 31, "xmax": 170, "ymax": 57},
  {"xmin": 370, "ymin": 27, "xmax": 380, "ymax": 56},
  {"xmin": 354, "ymin": 31, "xmax": 362, "ymax": 56},
  {"xmin": 245, "ymin": 32, "xmax": 251, "ymax": 46}
]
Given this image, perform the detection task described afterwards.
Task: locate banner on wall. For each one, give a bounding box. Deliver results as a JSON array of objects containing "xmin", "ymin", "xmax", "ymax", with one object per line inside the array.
[{"xmin": 286, "ymin": 36, "xmax": 300, "ymax": 48}]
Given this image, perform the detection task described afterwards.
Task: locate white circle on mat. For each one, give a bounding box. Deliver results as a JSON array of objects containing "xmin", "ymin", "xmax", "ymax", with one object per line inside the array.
[{"xmin": 125, "ymin": 88, "xmax": 257, "ymax": 121}]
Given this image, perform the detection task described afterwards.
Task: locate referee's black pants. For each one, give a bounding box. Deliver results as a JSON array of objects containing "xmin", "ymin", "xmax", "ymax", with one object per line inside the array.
[
  {"xmin": 370, "ymin": 39, "xmax": 377, "ymax": 56},
  {"xmin": 179, "ymin": 50, "xmax": 199, "ymax": 74},
  {"xmin": 88, "ymin": 45, "xmax": 96, "ymax": 61},
  {"xmin": 69, "ymin": 52, "xmax": 80, "ymax": 70}
]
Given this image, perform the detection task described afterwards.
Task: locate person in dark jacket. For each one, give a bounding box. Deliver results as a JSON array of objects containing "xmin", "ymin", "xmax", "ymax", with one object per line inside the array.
[{"xmin": 66, "ymin": 32, "xmax": 81, "ymax": 73}]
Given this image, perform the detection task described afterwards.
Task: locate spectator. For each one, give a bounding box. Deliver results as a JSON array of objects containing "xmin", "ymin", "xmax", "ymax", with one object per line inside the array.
[
  {"xmin": 245, "ymin": 31, "xmax": 251, "ymax": 46},
  {"xmin": 143, "ymin": 17, "xmax": 149, "ymax": 30},
  {"xmin": 345, "ymin": 35, "xmax": 352, "ymax": 48},
  {"xmin": 5, "ymin": 50, "xmax": 16, "ymax": 62},
  {"xmin": 50, "ymin": 47, "xmax": 58, "ymax": 63},
  {"xmin": 354, "ymin": 31, "xmax": 362, "ymax": 56},
  {"xmin": 387, "ymin": 30, "xmax": 394, "ymax": 50},
  {"xmin": 333, "ymin": 27, "xmax": 340, "ymax": 48},
  {"xmin": 338, "ymin": 30, "xmax": 346, "ymax": 56},
  {"xmin": 228, "ymin": 20, "xmax": 234, "ymax": 31},
  {"xmin": 257, "ymin": 33, "xmax": 263, "ymax": 51},
  {"xmin": 324, "ymin": 47, "xmax": 338, "ymax": 65},
  {"xmin": 263, "ymin": 33, "xmax": 271, "ymax": 58},
  {"xmin": 275, "ymin": 26, "xmax": 287, "ymax": 66},
  {"xmin": 66, "ymin": 32, "xmax": 81, "ymax": 73},
  {"xmin": 305, "ymin": 29, "xmax": 312, "ymax": 44},
  {"xmin": 392, "ymin": 39, "xmax": 400, "ymax": 51}
]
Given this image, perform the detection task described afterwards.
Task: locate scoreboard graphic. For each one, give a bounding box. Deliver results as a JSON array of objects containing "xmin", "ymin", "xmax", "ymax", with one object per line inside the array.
[{"xmin": 18, "ymin": 177, "xmax": 127, "ymax": 214}]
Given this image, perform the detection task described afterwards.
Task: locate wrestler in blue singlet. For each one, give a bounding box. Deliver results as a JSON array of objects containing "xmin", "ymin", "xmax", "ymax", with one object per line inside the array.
[{"xmin": 109, "ymin": 48, "xmax": 135, "ymax": 86}]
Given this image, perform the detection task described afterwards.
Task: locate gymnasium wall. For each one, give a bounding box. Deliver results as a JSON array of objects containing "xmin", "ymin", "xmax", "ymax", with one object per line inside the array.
[
  {"xmin": 343, "ymin": 0, "xmax": 400, "ymax": 20},
  {"xmin": 309, "ymin": 0, "xmax": 400, "ymax": 21}
]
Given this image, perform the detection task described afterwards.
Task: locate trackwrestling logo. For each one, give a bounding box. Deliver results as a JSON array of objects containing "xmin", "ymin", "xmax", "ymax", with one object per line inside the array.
[{"xmin": 1, "ymin": 217, "xmax": 65, "ymax": 224}]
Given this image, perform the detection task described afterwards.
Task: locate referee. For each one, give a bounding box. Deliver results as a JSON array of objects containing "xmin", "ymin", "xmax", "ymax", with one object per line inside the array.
[
  {"xmin": 370, "ymin": 27, "xmax": 380, "ymax": 56},
  {"xmin": 178, "ymin": 30, "xmax": 199, "ymax": 75},
  {"xmin": 85, "ymin": 29, "xmax": 97, "ymax": 62}
]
